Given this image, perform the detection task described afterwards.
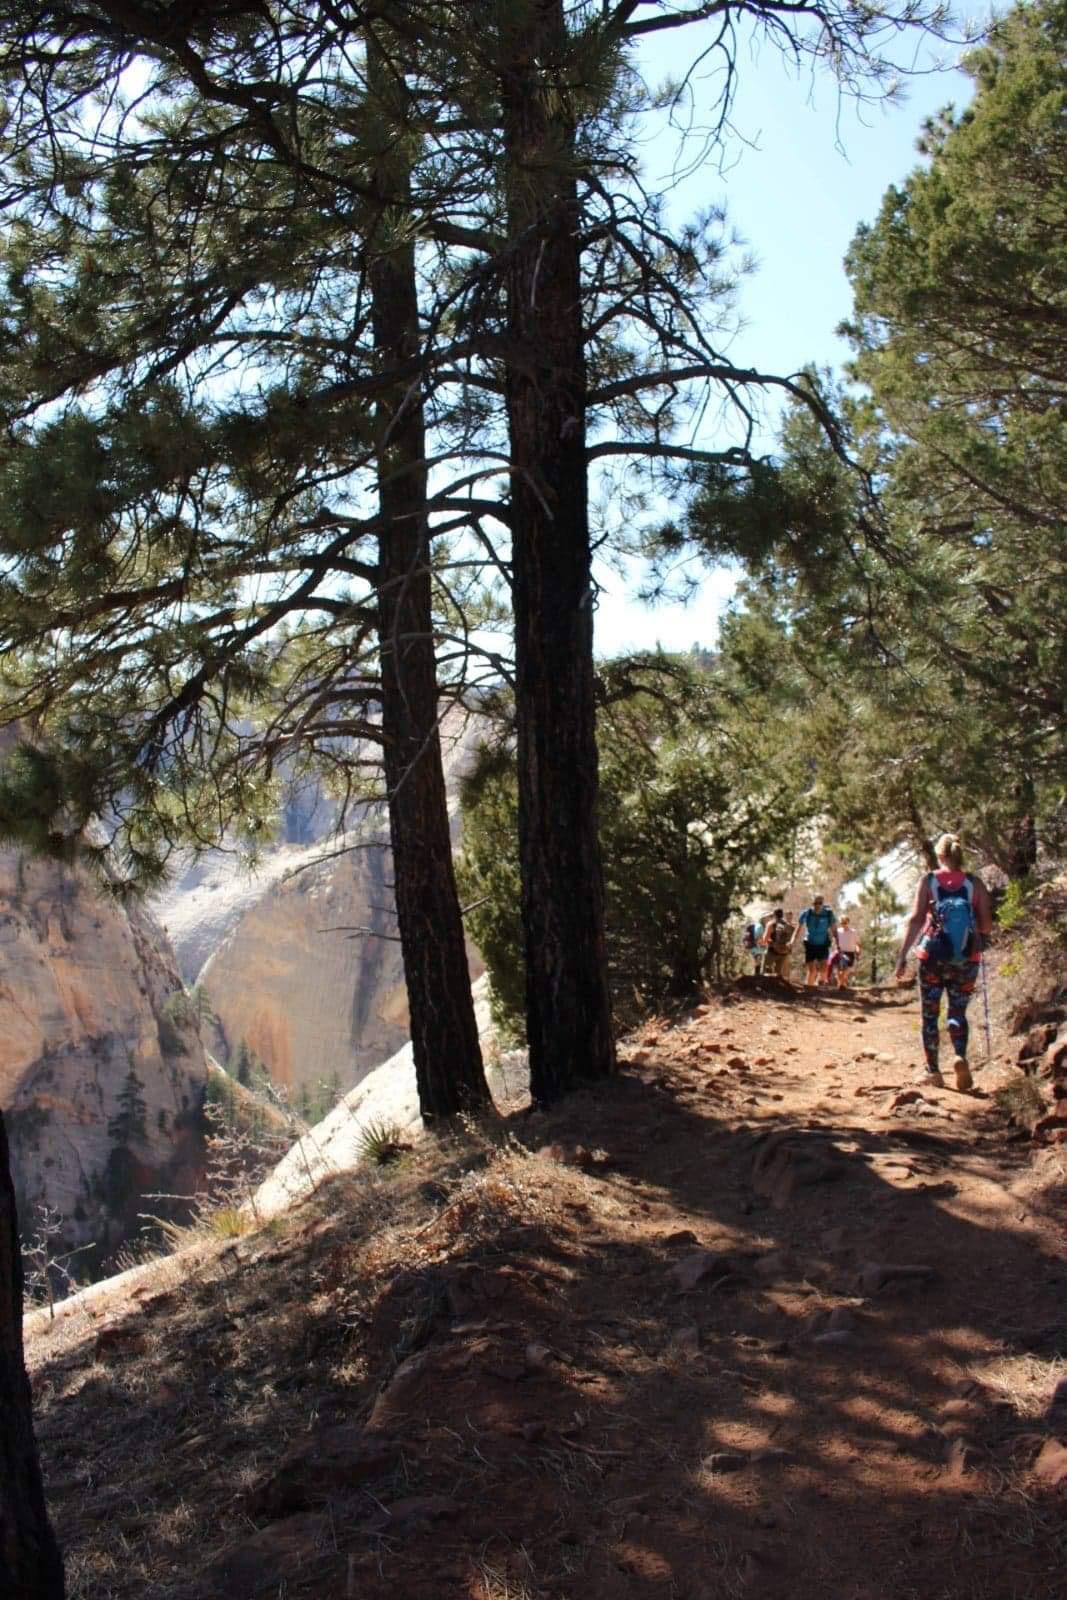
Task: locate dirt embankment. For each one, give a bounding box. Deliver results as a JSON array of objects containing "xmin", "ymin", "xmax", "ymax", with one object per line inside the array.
[{"xmin": 26, "ymin": 979, "xmax": 1067, "ymax": 1600}]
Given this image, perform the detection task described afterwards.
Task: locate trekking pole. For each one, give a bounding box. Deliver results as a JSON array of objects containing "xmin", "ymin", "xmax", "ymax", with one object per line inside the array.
[{"xmin": 980, "ymin": 951, "xmax": 993, "ymax": 1064}]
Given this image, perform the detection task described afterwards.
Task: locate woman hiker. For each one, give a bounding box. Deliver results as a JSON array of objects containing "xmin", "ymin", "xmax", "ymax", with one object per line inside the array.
[
  {"xmin": 894, "ymin": 833, "xmax": 994, "ymax": 1091},
  {"xmin": 833, "ymin": 916, "xmax": 861, "ymax": 989}
]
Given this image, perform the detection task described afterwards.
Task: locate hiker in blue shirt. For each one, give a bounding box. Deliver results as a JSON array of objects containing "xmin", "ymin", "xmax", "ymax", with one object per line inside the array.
[{"xmin": 793, "ymin": 895, "xmax": 836, "ymax": 988}]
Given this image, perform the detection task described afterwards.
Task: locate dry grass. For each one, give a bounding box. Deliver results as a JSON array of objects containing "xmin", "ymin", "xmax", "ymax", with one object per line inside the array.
[
  {"xmin": 994, "ymin": 1075, "xmax": 1047, "ymax": 1126},
  {"xmin": 979, "ymin": 1350, "xmax": 1067, "ymax": 1420}
]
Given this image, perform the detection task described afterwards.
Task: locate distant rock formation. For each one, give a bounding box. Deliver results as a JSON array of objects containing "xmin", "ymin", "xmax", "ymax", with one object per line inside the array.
[
  {"xmin": 253, "ymin": 977, "xmax": 526, "ymax": 1218},
  {"xmin": 0, "ymin": 708, "xmax": 486, "ymax": 1265},
  {"xmin": 154, "ymin": 709, "xmax": 484, "ymax": 1097},
  {"xmin": 0, "ymin": 848, "xmax": 208, "ymax": 1268}
]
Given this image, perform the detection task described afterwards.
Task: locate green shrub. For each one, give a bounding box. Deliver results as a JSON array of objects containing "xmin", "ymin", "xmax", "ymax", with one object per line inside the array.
[
  {"xmin": 358, "ymin": 1119, "xmax": 411, "ymax": 1168},
  {"xmin": 458, "ymin": 661, "xmax": 803, "ymax": 1032},
  {"xmin": 997, "ymin": 877, "xmax": 1034, "ymax": 933}
]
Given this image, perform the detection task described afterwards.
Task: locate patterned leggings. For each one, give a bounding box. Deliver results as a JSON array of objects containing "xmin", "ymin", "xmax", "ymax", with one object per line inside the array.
[{"xmin": 919, "ymin": 959, "xmax": 979, "ymax": 1070}]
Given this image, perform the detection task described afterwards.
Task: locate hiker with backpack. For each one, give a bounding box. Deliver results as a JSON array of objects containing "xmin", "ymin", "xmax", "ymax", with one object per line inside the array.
[
  {"xmin": 894, "ymin": 833, "xmax": 993, "ymax": 1091},
  {"xmin": 794, "ymin": 895, "xmax": 836, "ymax": 987},
  {"xmin": 742, "ymin": 918, "xmax": 765, "ymax": 974},
  {"xmin": 832, "ymin": 916, "xmax": 861, "ymax": 989},
  {"xmin": 762, "ymin": 908, "xmax": 793, "ymax": 980}
]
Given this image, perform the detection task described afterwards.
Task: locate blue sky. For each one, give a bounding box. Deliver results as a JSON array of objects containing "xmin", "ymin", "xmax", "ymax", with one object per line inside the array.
[{"xmin": 592, "ymin": 24, "xmax": 975, "ymax": 658}]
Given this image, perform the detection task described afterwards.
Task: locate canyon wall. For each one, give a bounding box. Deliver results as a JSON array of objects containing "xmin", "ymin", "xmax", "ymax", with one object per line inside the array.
[{"xmin": 0, "ymin": 849, "xmax": 208, "ymax": 1266}]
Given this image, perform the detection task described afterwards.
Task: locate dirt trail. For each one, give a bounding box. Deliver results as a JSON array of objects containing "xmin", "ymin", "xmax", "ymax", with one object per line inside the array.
[{"xmin": 28, "ymin": 981, "xmax": 1067, "ymax": 1600}]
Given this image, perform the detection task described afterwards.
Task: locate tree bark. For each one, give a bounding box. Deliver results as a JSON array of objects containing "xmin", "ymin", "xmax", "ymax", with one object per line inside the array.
[
  {"xmin": 0, "ymin": 1110, "xmax": 65, "ymax": 1599},
  {"xmin": 366, "ymin": 24, "xmax": 490, "ymax": 1119},
  {"xmin": 1007, "ymin": 775, "xmax": 1038, "ymax": 881},
  {"xmin": 498, "ymin": 0, "xmax": 616, "ymax": 1103}
]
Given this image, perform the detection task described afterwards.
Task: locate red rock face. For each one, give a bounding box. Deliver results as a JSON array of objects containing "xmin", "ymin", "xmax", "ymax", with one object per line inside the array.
[{"xmin": 0, "ymin": 848, "xmax": 208, "ymax": 1264}]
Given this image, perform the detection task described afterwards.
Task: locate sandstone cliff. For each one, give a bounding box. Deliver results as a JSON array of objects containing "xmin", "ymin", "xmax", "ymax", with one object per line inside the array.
[
  {"xmin": 155, "ymin": 712, "xmax": 483, "ymax": 1096},
  {"xmin": 0, "ymin": 848, "xmax": 208, "ymax": 1266}
]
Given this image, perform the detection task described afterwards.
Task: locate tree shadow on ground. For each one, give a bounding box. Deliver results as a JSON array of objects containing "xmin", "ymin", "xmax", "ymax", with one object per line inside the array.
[{"xmin": 25, "ymin": 994, "xmax": 1067, "ymax": 1600}]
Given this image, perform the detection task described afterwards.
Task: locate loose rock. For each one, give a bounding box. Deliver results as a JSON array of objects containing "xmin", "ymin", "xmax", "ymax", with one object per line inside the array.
[
  {"xmin": 1033, "ymin": 1438, "xmax": 1067, "ymax": 1488},
  {"xmin": 704, "ymin": 1451, "xmax": 747, "ymax": 1473},
  {"xmin": 670, "ymin": 1250, "xmax": 730, "ymax": 1291},
  {"xmin": 857, "ymin": 1262, "xmax": 935, "ymax": 1295}
]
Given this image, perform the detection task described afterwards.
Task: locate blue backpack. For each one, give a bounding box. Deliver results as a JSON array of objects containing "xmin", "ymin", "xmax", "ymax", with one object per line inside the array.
[{"xmin": 920, "ymin": 874, "xmax": 976, "ymax": 963}]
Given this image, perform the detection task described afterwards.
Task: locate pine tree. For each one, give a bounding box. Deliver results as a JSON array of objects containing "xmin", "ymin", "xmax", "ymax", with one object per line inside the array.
[
  {"xmin": 0, "ymin": 0, "xmax": 964, "ymax": 1113},
  {"xmin": 0, "ymin": 1109, "xmax": 66, "ymax": 1598},
  {"xmin": 107, "ymin": 1067, "xmax": 148, "ymax": 1148}
]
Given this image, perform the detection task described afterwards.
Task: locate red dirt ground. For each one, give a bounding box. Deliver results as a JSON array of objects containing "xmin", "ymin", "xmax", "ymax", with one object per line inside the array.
[{"xmin": 26, "ymin": 980, "xmax": 1067, "ymax": 1600}]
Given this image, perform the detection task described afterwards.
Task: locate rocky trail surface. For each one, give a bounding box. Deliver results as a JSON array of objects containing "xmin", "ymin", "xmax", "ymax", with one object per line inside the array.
[{"xmin": 27, "ymin": 981, "xmax": 1067, "ymax": 1600}]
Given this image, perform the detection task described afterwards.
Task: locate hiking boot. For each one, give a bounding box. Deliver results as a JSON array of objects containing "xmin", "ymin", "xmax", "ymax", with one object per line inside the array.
[
  {"xmin": 953, "ymin": 1057, "xmax": 973, "ymax": 1092},
  {"xmin": 916, "ymin": 1067, "xmax": 945, "ymax": 1089}
]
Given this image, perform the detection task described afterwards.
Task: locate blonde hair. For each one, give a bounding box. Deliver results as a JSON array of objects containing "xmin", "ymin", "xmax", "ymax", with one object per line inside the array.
[{"xmin": 935, "ymin": 833, "xmax": 964, "ymax": 870}]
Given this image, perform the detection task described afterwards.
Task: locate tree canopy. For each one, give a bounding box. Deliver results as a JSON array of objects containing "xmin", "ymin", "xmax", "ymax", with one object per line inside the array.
[{"xmin": 660, "ymin": 0, "xmax": 1067, "ymax": 878}]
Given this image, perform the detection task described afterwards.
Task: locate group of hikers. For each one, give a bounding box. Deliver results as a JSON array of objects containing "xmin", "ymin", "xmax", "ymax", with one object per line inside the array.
[
  {"xmin": 744, "ymin": 899, "xmax": 862, "ymax": 989},
  {"xmin": 741, "ymin": 833, "xmax": 993, "ymax": 1092}
]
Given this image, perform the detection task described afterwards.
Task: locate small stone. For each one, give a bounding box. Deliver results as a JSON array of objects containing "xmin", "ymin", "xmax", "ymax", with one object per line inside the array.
[
  {"xmin": 812, "ymin": 1329, "xmax": 856, "ymax": 1347},
  {"xmin": 524, "ymin": 1342, "xmax": 556, "ymax": 1371},
  {"xmin": 244, "ymin": 1428, "xmax": 401, "ymax": 1517},
  {"xmin": 383, "ymin": 1495, "xmax": 456, "ymax": 1528},
  {"xmin": 1018, "ymin": 1023, "xmax": 1057, "ymax": 1063},
  {"xmin": 670, "ymin": 1250, "xmax": 727, "ymax": 1291},
  {"xmin": 1047, "ymin": 1377, "xmax": 1067, "ymax": 1420},
  {"xmin": 857, "ymin": 1262, "xmax": 934, "ymax": 1295},
  {"xmin": 484, "ymin": 1356, "xmax": 527, "ymax": 1382},
  {"xmin": 884, "ymin": 1089, "xmax": 922, "ymax": 1112},
  {"xmin": 939, "ymin": 1398, "xmax": 983, "ymax": 1424},
  {"xmin": 1040, "ymin": 1038, "xmax": 1067, "ymax": 1078},
  {"xmin": 954, "ymin": 1378, "xmax": 989, "ymax": 1400},
  {"xmin": 946, "ymin": 1437, "xmax": 985, "ymax": 1476},
  {"xmin": 704, "ymin": 1451, "xmax": 747, "ymax": 1473},
  {"xmin": 93, "ymin": 1325, "xmax": 147, "ymax": 1362},
  {"xmin": 1033, "ymin": 1438, "xmax": 1067, "ymax": 1487},
  {"xmin": 753, "ymin": 1250, "xmax": 794, "ymax": 1279},
  {"xmin": 726, "ymin": 1056, "xmax": 750, "ymax": 1071},
  {"xmin": 671, "ymin": 1325, "xmax": 701, "ymax": 1356},
  {"xmin": 661, "ymin": 1228, "xmax": 700, "ymax": 1247},
  {"xmin": 203, "ymin": 1514, "xmax": 328, "ymax": 1600}
]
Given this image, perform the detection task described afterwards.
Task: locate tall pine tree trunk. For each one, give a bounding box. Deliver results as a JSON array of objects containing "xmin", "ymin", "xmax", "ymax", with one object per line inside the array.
[
  {"xmin": 498, "ymin": 0, "xmax": 616, "ymax": 1103},
  {"xmin": 0, "ymin": 1111, "xmax": 65, "ymax": 1599},
  {"xmin": 366, "ymin": 25, "xmax": 490, "ymax": 1119}
]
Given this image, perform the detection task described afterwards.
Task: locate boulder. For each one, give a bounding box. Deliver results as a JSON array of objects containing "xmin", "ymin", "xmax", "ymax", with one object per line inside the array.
[
  {"xmin": 1018, "ymin": 1023, "xmax": 1058, "ymax": 1064},
  {"xmin": 670, "ymin": 1250, "xmax": 734, "ymax": 1291},
  {"xmin": 244, "ymin": 1427, "xmax": 400, "ymax": 1518},
  {"xmin": 202, "ymin": 1514, "xmax": 329, "ymax": 1599}
]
